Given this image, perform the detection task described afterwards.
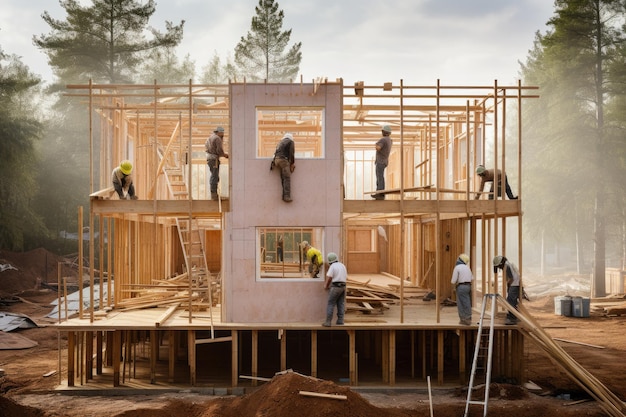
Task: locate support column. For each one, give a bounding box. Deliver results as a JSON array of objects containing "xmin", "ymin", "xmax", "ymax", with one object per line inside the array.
[
  {"xmin": 188, "ymin": 330, "xmax": 196, "ymax": 386},
  {"xmin": 168, "ymin": 331, "xmax": 176, "ymax": 382},
  {"xmin": 280, "ymin": 329, "xmax": 286, "ymax": 371},
  {"xmin": 150, "ymin": 330, "xmax": 157, "ymax": 384},
  {"xmin": 67, "ymin": 331, "xmax": 75, "ymax": 387},
  {"xmin": 96, "ymin": 331, "xmax": 103, "ymax": 375},
  {"xmin": 86, "ymin": 331, "xmax": 93, "ymax": 380},
  {"xmin": 437, "ymin": 330, "xmax": 444, "ymax": 384},
  {"xmin": 348, "ymin": 330, "xmax": 356, "ymax": 385},
  {"xmin": 389, "ymin": 329, "xmax": 396, "ymax": 385},
  {"xmin": 231, "ymin": 330, "xmax": 238, "ymax": 387},
  {"xmin": 113, "ymin": 330, "xmax": 121, "ymax": 387},
  {"xmin": 311, "ymin": 330, "xmax": 317, "ymax": 378},
  {"xmin": 252, "ymin": 330, "xmax": 258, "ymax": 387}
]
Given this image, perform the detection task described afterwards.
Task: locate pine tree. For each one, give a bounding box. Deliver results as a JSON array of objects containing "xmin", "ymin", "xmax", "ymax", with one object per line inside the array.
[
  {"xmin": 521, "ymin": 0, "xmax": 626, "ymax": 291},
  {"xmin": 0, "ymin": 49, "xmax": 47, "ymax": 250},
  {"xmin": 138, "ymin": 47, "xmax": 196, "ymax": 84},
  {"xmin": 33, "ymin": 0, "xmax": 185, "ymax": 83},
  {"xmin": 234, "ymin": 0, "xmax": 302, "ymax": 82}
]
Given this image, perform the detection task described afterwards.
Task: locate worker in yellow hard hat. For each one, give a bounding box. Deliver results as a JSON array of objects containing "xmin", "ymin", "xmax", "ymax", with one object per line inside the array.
[
  {"xmin": 111, "ymin": 160, "xmax": 138, "ymax": 200},
  {"xmin": 475, "ymin": 165, "xmax": 518, "ymax": 200},
  {"xmin": 301, "ymin": 241, "xmax": 322, "ymax": 278}
]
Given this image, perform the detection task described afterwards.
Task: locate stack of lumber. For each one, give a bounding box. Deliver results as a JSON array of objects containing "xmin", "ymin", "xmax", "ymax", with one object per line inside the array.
[
  {"xmin": 594, "ymin": 294, "xmax": 626, "ymax": 316},
  {"xmin": 116, "ymin": 271, "xmax": 212, "ymax": 312},
  {"xmin": 502, "ymin": 296, "xmax": 626, "ymax": 417},
  {"xmin": 346, "ymin": 278, "xmax": 401, "ymax": 314}
]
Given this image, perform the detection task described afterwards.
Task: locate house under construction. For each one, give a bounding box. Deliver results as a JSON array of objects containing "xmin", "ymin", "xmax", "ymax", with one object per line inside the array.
[{"xmin": 58, "ymin": 78, "xmax": 535, "ymax": 390}]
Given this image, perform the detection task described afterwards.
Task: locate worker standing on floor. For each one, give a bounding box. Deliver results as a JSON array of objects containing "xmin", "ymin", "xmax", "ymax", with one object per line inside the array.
[
  {"xmin": 205, "ymin": 126, "xmax": 229, "ymax": 200},
  {"xmin": 111, "ymin": 160, "xmax": 138, "ymax": 200},
  {"xmin": 301, "ymin": 241, "xmax": 323, "ymax": 278},
  {"xmin": 323, "ymin": 252, "xmax": 347, "ymax": 327},
  {"xmin": 372, "ymin": 124, "xmax": 392, "ymax": 200},
  {"xmin": 450, "ymin": 253, "xmax": 473, "ymax": 325},
  {"xmin": 493, "ymin": 255, "xmax": 520, "ymax": 325}
]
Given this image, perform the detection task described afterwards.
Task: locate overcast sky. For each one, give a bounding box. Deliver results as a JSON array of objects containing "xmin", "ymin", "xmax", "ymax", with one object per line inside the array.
[{"xmin": 1, "ymin": 0, "xmax": 555, "ymax": 86}]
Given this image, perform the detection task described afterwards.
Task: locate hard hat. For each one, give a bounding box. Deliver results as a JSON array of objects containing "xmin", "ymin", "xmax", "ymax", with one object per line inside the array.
[
  {"xmin": 382, "ymin": 125, "xmax": 392, "ymax": 133},
  {"xmin": 493, "ymin": 255, "xmax": 505, "ymax": 267},
  {"xmin": 284, "ymin": 133, "xmax": 294, "ymax": 141},
  {"xmin": 327, "ymin": 252, "xmax": 338, "ymax": 264},
  {"xmin": 215, "ymin": 126, "xmax": 225, "ymax": 133},
  {"xmin": 120, "ymin": 160, "xmax": 133, "ymax": 175},
  {"xmin": 476, "ymin": 165, "xmax": 486, "ymax": 175},
  {"xmin": 458, "ymin": 254, "xmax": 469, "ymax": 265},
  {"xmin": 300, "ymin": 241, "xmax": 309, "ymax": 249}
]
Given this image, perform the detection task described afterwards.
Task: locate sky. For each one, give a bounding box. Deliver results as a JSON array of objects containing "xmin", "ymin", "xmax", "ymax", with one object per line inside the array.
[{"xmin": 1, "ymin": 0, "xmax": 555, "ymax": 86}]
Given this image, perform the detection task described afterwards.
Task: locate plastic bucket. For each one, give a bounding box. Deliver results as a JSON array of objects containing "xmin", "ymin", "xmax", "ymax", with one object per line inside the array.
[{"xmin": 554, "ymin": 296, "xmax": 572, "ymax": 317}]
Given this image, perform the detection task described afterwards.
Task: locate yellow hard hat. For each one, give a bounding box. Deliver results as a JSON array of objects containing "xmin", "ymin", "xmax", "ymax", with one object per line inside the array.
[
  {"xmin": 458, "ymin": 254, "xmax": 469, "ymax": 265},
  {"xmin": 476, "ymin": 165, "xmax": 486, "ymax": 175},
  {"xmin": 120, "ymin": 160, "xmax": 133, "ymax": 175}
]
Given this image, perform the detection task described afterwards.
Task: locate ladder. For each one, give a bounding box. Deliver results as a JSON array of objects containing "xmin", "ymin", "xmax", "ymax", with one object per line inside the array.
[{"xmin": 464, "ymin": 293, "xmax": 497, "ymax": 417}]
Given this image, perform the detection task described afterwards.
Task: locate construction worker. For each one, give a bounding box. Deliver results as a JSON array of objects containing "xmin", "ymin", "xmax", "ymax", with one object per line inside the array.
[
  {"xmin": 111, "ymin": 160, "xmax": 138, "ymax": 200},
  {"xmin": 323, "ymin": 252, "xmax": 347, "ymax": 327},
  {"xmin": 493, "ymin": 255, "xmax": 520, "ymax": 325},
  {"xmin": 205, "ymin": 126, "xmax": 229, "ymax": 200},
  {"xmin": 372, "ymin": 124, "xmax": 392, "ymax": 200},
  {"xmin": 475, "ymin": 165, "xmax": 518, "ymax": 200},
  {"xmin": 301, "ymin": 241, "xmax": 323, "ymax": 278},
  {"xmin": 272, "ymin": 133, "xmax": 295, "ymax": 202},
  {"xmin": 451, "ymin": 253, "xmax": 473, "ymax": 325}
]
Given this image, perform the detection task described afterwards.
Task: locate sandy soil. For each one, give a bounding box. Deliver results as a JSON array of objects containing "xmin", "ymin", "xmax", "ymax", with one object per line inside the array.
[{"xmin": 0, "ymin": 249, "xmax": 624, "ymax": 416}]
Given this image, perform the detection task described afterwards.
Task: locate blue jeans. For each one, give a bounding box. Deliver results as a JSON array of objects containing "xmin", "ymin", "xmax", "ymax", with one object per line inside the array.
[
  {"xmin": 507, "ymin": 286, "xmax": 520, "ymax": 321},
  {"xmin": 326, "ymin": 286, "xmax": 345, "ymax": 324}
]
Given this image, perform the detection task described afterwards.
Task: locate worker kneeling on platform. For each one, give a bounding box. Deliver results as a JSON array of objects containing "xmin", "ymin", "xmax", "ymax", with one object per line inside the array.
[{"xmin": 112, "ymin": 160, "xmax": 138, "ymax": 200}]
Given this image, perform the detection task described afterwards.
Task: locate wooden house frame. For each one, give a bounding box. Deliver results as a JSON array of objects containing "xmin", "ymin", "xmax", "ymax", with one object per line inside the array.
[{"xmin": 57, "ymin": 79, "xmax": 537, "ymax": 389}]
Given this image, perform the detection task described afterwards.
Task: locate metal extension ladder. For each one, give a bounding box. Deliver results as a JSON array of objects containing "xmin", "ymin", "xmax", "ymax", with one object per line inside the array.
[{"xmin": 464, "ymin": 293, "xmax": 497, "ymax": 417}]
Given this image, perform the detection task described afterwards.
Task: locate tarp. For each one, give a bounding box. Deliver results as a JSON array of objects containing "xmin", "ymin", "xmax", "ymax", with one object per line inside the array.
[{"xmin": 0, "ymin": 312, "xmax": 38, "ymax": 332}]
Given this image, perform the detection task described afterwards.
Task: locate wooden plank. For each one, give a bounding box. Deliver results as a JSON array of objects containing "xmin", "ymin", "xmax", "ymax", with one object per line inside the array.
[
  {"xmin": 155, "ymin": 304, "xmax": 180, "ymax": 327},
  {"xmin": 299, "ymin": 391, "xmax": 347, "ymax": 400}
]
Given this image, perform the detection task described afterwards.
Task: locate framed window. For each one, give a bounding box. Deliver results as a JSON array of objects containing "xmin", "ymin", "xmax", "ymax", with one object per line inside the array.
[
  {"xmin": 256, "ymin": 107, "xmax": 325, "ymax": 158},
  {"xmin": 257, "ymin": 227, "xmax": 324, "ymax": 279}
]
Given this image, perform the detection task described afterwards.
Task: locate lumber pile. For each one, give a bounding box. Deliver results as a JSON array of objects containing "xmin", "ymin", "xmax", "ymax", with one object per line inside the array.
[
  {"xmin": 115, "ymin": 271, "xmax": 215, "ymax": 312},
  {"xmin": 346, "ymin": 278, "xmax": 401, "ymax": 314},
  {"xmin": 500, "ymin": 295, "xmax": 626, "ymax": 417}
]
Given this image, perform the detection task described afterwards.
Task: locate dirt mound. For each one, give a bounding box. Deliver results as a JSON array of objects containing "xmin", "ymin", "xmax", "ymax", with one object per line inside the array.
[
  {"xmin": 200, "ymin": 372, "xmax": 413, "ymax": 417},
  {"xmin": 0, "ymin": 248, "xmax": 67, "ymax": 297}
]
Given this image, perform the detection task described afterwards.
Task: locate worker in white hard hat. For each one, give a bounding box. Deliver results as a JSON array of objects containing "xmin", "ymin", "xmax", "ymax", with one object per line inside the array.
[
  {"xmin": 475, "ymin": 165, "xmax": 517, "ymax": 200},
  {"xmin": 205, "ymin": 126, "xmax": 229, "ymax": 200},
  {"xmin": 111, "ymin": 160, "xmax": 138, "ymax": 200},
  {"xmin": 450, "ymin": 253, "xmax": 473, "ymax": 325},
  {"xmin": 372, "ymin": 125, "xmax": 392, "ymax": 200},
  {"xmin": 271, "ymin": 133, "xmax": 296, "ymax": 202},
  {"xmin": 323, "ymin": 252, "xmax": 347, "ymax": 327},
  {"xmin": 493, "ymin": 255, "xmax": 521, "ymax": 325}
]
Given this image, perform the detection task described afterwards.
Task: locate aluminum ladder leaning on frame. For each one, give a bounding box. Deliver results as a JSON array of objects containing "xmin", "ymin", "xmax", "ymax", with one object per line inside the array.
[{"xmin": 464, "ymin": 293, "xmax": 498, "ymax": 417}]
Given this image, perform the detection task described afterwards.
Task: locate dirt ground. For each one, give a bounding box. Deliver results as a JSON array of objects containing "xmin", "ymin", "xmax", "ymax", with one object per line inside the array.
[{"xmin": 0, "ymin": 249, "xmax": 624, "ymax": 416}]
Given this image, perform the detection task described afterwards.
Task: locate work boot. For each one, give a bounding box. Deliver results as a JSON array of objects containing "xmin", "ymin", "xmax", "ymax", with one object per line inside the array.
[
  {"xmin": 283, "ymin": 196, "xmax": 292, "ymax": 202},
  {"xmin": 211, "ymin": 193, "xmax": 219, "ymax": 200},
  {"xmin": 336, "ymin": 320, "xmax": 344, "ymax": 325},
  {"xmin": 322, "ymin": 321, "xmax": 331, "ymax": 327}
]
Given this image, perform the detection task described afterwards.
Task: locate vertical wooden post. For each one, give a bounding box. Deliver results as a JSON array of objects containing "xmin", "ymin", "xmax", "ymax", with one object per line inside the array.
[
  {"xmin": 188, "ymin": 330, "xmax": 196, "ymax": 386},
  {"xmin": 437, "ymin": 330, "xmax": 444, "ymax": 384},
  {"xmin": 280, "ymin": 329, "xmax": 287, "ymax": 371},
  {"xmin": 231, "ymin": 330, "xmax": 238, "ymax": 387},
  {"xmin": 251, "ymin": 330, "xmax": 258, "ymax": 387},
  {"xmin": 85, "ymin": 331, "xmax": 93, "ymax": 380},
  {"xmin": 96, "ymin": 331, "xmax": 103, "ymax": 375},
  {"xmin": 459, "ymin": 329, "xmax": 467, "ymax": 383},
  {"xmin": 113, "ymin": 330, "xmax": 121, "ymax": 387},
  {"xmin": 168, "ymin": 331, "xmax": 175, "ymax": 383},
  {"xmin": 348, "ymin": 330, "xmax": 356, "ymax": 385},
  {"xmin": 382, "ymin": 330, "xmax": 389, "ymax": 384},
  {"xmin": 67, "ymin": 331, "xmax": 75, "ymax": 387},
  {"xmin": 150, "ymin": 330, "xmax": 157, "ymax": 384},
  {"xmin": 310, "ymin": 330, "xmax": 317, "ymax": 378},
  {"xmin": 389, "ymin": 330, "xmax": 396, "ymax": 385}
]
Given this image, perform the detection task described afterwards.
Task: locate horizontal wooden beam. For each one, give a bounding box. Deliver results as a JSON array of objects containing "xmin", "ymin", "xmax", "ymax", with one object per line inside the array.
[
  {"xmin": 90, "ymin": 199, "xmax": 228, "ymax": 215},
  {"xmin": 342, "ymin": 199, "xmax": 520, "ymax": 216}
]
